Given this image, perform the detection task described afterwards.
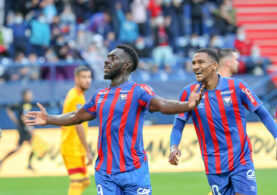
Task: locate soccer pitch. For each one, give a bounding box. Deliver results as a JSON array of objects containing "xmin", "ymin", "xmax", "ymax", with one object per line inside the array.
[{"xmin": 1, "ymin": 169, "xmax": 277, "ymax": 195}]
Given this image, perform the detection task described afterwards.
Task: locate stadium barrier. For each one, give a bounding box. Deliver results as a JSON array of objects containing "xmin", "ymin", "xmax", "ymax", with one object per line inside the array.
[{"xmin": 0, "ymin": 123, "xmax": 276, "ymax": 177}]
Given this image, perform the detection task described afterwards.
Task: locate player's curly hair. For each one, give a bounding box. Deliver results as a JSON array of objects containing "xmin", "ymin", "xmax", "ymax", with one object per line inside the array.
[{"xmin": 116, "ymin": 44, "xmax": 139, "ymax": 72}]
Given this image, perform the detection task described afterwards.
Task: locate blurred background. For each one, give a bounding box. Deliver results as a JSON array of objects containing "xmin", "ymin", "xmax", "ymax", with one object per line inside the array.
[{"xmin": 0, "ymin": 0, "xmax": 277, "ymax": 194}]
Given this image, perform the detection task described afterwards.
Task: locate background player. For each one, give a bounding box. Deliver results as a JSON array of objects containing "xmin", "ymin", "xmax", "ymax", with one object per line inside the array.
[
  {"xmin": 218, "ymin": 48, "xmax": 239, "ymax": 77},
  {"xmin": 61, "ymin": 66, "xmax": 93, "ymax": 195},
  {"xmin": 0, "ymin": 89, "xmax": 35, "ymax": 170},
  {"xmin": 25, "ymin": 44, "xmax": 203, "ymax": 195},
  {"xmin": 169, "ymin": 48, "xmax": 277, "ymax": 195}
]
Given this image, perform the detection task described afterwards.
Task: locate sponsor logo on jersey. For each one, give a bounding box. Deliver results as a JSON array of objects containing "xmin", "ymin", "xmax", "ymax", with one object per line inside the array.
[
  {"xmin": 223, "ymin": 96, "xmax": 232, "ymax": 106},
  {"xmin": 247, "ymin": 169, "xmax": 256, "ymax": 181},
  {"xmin": 137, "ymin": 188, "xmax": 151, "ymax": 195},
  {"xmin": 220, "ymin": 90, "xmax": 233, "ymax": 95},
  {"xmin": 242, "ymin": 88, "xmax": 255, "ymax": 103},
  {"xmin": 140, "ymin": 85, "xmax": 155, "ymax": 95}
]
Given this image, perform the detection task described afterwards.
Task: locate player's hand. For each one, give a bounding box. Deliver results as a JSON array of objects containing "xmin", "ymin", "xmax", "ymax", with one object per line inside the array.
[
  {"xmin": 86, "ymin": 151, "xmax": 93, "ymax": 166},
  {"xmin": 25, "ymin": 103, "xmax": 48, "ymax": 126},
  {"xmin": 169, "ymin": 145, "xmax": 181, "ymax": 166},
  {"xmin": 187, "ymin": 84, "xmax": 204, "ymax": 110}
]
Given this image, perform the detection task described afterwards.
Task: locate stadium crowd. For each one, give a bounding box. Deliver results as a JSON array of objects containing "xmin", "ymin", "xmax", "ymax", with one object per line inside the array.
[{"xmin": 0, "ymin": 0, "xmax": 272, "ymax": 83}]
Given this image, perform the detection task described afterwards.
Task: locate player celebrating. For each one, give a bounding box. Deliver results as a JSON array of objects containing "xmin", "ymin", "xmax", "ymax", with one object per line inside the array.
[
  {"xmin": 169, "ymin": 48, "xmax": 277, "ymax": 195},
  {"xmin": 0, "ymin": 90, "xmax": 35, "ymax": 170},
  {"xmin": 61, "ymin": 66, "xmax": 93, "ymax": 195},
  {"xmin": 25, "ymin": 44, "xmax": 203, "ymax": 195},
  {"xmin": 218, "ymin": 48, "xmax": 239, "ymax": 77}
]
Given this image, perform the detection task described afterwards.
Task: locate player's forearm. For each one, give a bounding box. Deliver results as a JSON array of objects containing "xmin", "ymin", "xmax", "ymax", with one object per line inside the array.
[
  {"xmin": 75, "ymin": 124, "xmax": 90, "ymax": 153},
  {"xmin": 47, "ymin": 111, "xmax": 81, "ymax": 126},
  {"xmin": 255, "ymin": 106, "xmax": 277, "ymax": 138},
  {"xmin": 170, "ymin": 118, "xmax": 186, "ymax": 147},
  {"xmin": 159, "ymin": 99, "xmax": 192, "ymax": 114}
]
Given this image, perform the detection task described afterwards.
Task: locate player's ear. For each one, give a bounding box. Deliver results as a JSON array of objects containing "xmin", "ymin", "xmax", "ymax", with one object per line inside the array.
[
  {"xmin": 124, "ymin": 62, "xmax": 133, "ymax": 72},
  {"xmin": 212, "ymin": 62, "xmax": 218, "ymax": 71}
]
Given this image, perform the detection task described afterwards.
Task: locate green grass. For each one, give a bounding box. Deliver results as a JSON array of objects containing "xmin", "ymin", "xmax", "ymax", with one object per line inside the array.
[{"xmin": 1, "ymin": 169, "xmax": 277, "ymax": 194}]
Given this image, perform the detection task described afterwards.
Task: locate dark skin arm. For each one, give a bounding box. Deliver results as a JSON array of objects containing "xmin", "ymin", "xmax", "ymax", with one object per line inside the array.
[
  {"xmin": 149, "ymin": 84, "xmax": 204, "ymax": 114},
  {"xmin": 25, "ymin": 103, "xmax": 95, "ymax": 126}
]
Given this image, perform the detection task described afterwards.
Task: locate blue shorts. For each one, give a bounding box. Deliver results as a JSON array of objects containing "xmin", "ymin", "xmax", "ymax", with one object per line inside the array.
[
  {"xmin": 95, "ymin": 161, "xmax": 152, "ymax": 195},
  {"xmin": 207, "ymin": 163, "xmax": 257, "ymax": 195}
]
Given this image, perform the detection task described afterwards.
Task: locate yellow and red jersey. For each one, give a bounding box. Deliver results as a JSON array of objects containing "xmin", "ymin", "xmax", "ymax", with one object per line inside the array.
[{"xmin": 61, "ymin": 87, "xmax": 88, "ymax": 156}]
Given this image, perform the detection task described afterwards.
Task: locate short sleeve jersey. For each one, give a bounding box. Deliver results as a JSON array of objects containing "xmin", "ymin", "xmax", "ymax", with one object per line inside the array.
[{"xmin": 83, "ymin": 81, "xmax": 156, "ymax": 174}]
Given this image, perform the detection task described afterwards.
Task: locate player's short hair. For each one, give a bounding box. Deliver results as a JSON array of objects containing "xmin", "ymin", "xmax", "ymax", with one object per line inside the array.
[
  {"xmin": 116, "ymin": 44, "xmax": 139, "ymax": 72},
  {"xmin": 195, "ymin": 48, "xmax": 219, "ymax": 64},
  {"xmin": 21, "ymin": 89, "xmax": 31, "ymax": 98},
  {"xmin": 218, "ymin": 48, "xmax": 237, "ymax": 60},
  {"xmin": 74, "ymin": 66, "xmax": 91, "ymax": 77}
]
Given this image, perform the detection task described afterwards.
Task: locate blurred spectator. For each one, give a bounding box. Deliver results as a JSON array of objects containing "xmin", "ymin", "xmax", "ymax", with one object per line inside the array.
[
  {"xmin": 190, "ymin": 0, "xmax": 204, "ymax": 35},
  {"xmin": 131, "ymin": 0, "xmax": 149, "ymax": 36},
  {"xmin": 208, "ymin": 35, "xmax": 224, "ymax": 50},
  {"xmin": 8, "ymin": 12, "xmax": 29, "ymax": 55},
  {"xmin": 152, "ymin": 16, "xmax": 174, "ymax": 71},
  {"xmin": 245, "ymin": 45, "xmax": 271, "ymax": 75},
  {"xmin": 134, "ymin": 37, "xmax": 151, "ymax": 58},
  {"xmin": 27, "ymin": 53, "xmax": 40, "ymax": 80},
  {"xmin": 148, "ymin": 0, "xmax": 162, "ymax": 25},
  {"xmin": 234, "ymin": 26, "xmax": 253, "ymax": 56},
  {"xmin": 29, "ymin": 13, "xmax": 51, "ymax": 57},
  {"xmin": 59, "ymin": 5, "xmax": 76, "ymax": 41},
  {"xmin": 41, "ymin": 0, "xmax": 57, "ymax": 24},
  {"xmin": 82, "ymin": 38, "xmax": 108, "ymax": 80},
  {"xmin": 185, "ymin": 33, "xmax": 201, "ymax": 58},
  {"xmin": 104, "ymin": 31, "xmax": 120, "ymax": 51},
  {"xmin": 87, "ymin": 12, "xmax": 112, "ymax": 38},
  {"xmin": 171, "ymin": 0, "xmax": 186, "ymax": 37},
  {"xmin": 213, "ymin": 0, "xmax": 236, "ymax": 35},
  {"xmin": 116, "ymin": 2, "xmax": 139, "ymax": 44},
  {"xmin": 71, "ymin": 0, "xmax": 91, "ymax": 23}
]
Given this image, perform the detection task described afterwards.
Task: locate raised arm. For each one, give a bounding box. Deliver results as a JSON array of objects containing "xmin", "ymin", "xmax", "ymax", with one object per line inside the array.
[
  {"xmin": 149, "ymin": 84, "xmax": 204, "ymax": 114},
  {"xmin": 25, "ymin": 103, "xmax": 95, "ymax": 126}
]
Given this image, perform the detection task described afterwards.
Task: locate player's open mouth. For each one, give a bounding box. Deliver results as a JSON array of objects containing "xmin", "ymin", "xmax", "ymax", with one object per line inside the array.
[{"xmin": 195, "ymin": 72, "xmax": 202, "ymax": 75}]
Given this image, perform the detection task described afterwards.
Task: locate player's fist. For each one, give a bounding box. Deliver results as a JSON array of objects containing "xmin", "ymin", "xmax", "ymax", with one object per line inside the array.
[{"xmin": 169, "ymin": 145, "xmax": 181, "ymax": 166}]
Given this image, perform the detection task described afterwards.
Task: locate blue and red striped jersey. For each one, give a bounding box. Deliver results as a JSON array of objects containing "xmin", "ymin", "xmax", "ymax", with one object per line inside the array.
[
  {"xmin": 83, "ymin": 81, "xmax": 156, "ymax": 174},
  {"xmin": 176, "ymin": 76, "xmax": 262, "ymax": 174}
]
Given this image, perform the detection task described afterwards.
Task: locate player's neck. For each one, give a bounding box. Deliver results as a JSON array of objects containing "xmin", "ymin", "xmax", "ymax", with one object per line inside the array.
[
  {"xmin": 218, "ymin": 68, "xmax": 231, "ymax": 78},
  {"xmin": 75, "ymin": 86, "xmax": 85, "ymax": 94},
  {"xmin": 203, "ymin": 74, "xmax": 219, "ymax": 90},
  {"xmin": 110, "ymin": 75, "xmax": 129, "ymax": 88}
]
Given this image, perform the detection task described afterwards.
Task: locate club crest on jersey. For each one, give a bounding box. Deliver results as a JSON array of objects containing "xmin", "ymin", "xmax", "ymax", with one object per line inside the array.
[
  {"xmin": 223, "ymin": 96, "xmax": 232, "ymax": 106},
  {"xmin": 119, "ymin": 94, "xmax": 127, "ymax": 102}
]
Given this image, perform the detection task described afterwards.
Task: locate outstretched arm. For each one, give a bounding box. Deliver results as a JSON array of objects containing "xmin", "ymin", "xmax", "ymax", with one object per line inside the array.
[
  {"xmin": 25, "ymin": 103, "xmax": 95, "ymax": 126},
  {"xmin": 149, "ymin": 84, "xmax": 204, "ymax": 114},
  {"xmin": 255, "ymin": 105, "xmax": 277, "ymax": 160}
]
